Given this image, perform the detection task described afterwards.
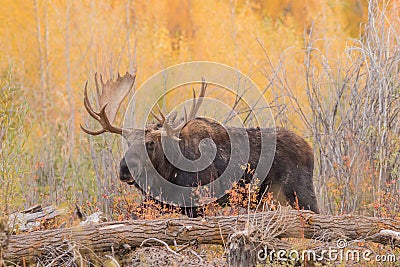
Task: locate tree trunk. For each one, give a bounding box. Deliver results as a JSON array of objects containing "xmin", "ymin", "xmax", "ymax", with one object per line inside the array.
[
  {"xmin": 226, "ymin": 232, "xmax": 256, "ymax": 267},
  {"xmin": 2, "ymin": 210, "xmax": 400, "ymax": 263}
]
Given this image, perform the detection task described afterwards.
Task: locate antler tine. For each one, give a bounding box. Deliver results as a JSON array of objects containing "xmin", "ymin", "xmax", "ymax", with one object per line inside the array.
[
  {"xmin": 188, "ymin": 79, "xmax": 207, "ymax": 120},
  {"xmin": 81, "ymin": 101, "xmax": 124, "ymax": 135},
  {"xmin": 151, "ymin": 110, "xmax": 162, "ymax": 124},
  {"xmin": 152, "ymin": 80, "xmax": 207, "ymax": 139},
  {"xmin": 166, "ymin": 106, "xmax": 186, "ymax": 135},
  {"xmin": 80, "ymin": 125, "xmax": 106, "ymax": 136},
  {"xmin": 187, "ymin": 88, "xmax": 197, "ymax": 119},
  {"xmin": 151, "ymin": 104, "xmax": 166, "ymax": 124},
  {"xmin": 198, "ymin": 78, "xmax": 207, "ymax": 100},
  {"xmin": 183, "ymin": 106, "xmax": 188, "ymax": 123},
  {"xmin": 81, "ymin": 81, "xmax": 106, "ymax": 135},
  {"xmin": 164, "ymin": 80, "xmax": 207, "ymax": 136},
  {"xmin": 199, "ymin": 78, "xmax": 207, "ymax": 97},
  {"xmin": 156, "ymin": 104, "xmax": 167, "ymax": 123},
  {"xmin": 97, "ymin": 104, "xmax": 123, "ymax": 135},
  {"xmin": 83, "ymin": 81, "xmax": 100, "ymax": 120}
]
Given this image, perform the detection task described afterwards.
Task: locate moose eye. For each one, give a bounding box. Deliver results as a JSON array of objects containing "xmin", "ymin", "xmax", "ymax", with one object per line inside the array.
[{"xmin": 146, "ymin": 140, "xmax": 155, "ymax": 150}]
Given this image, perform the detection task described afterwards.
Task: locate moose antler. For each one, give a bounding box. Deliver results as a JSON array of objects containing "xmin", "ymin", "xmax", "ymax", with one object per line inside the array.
[
  {"xmin": 81, "ymin": 72, "xmax": 136, "ymax": 136},
  {"xmin": 152, "ymin": 79, "xmax": 207, "ymax": 137}
]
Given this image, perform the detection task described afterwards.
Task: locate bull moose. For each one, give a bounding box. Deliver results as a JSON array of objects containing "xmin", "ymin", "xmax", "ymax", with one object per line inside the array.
[{"xmin": 81, "ymin": 72, "xmax": 319, "ymax": 217}]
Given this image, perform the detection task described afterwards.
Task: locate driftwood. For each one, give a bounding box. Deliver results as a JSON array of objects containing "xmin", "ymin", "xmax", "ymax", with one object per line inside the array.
[
  {"xmin": 1, "ymin": 210, "xmax": 400, "ymax": 263},
  {"xmin": 7, "ymin": 205, "xmax": 65, "ymax": 232}
]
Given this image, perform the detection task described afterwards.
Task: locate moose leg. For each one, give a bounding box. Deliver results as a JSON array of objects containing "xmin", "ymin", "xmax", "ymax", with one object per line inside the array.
[
  {"xmin": 181, "ymin": 207, "xmax": 199, "ymax": 218},
  {"xmin": 282, "ymin": 176, "xmax": 319, "ymax": 213}
]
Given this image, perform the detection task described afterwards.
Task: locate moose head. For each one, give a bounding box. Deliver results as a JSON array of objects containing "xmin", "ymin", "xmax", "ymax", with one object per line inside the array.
[{"xmin": 80, "ymin": 72, "xmax": 212, "ymax": 199}]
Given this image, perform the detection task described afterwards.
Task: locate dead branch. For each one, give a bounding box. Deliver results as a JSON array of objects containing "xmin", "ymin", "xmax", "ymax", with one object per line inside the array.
[{"xmin": 8, "ymin": 205, "xmax": 65, "ymax": 232}]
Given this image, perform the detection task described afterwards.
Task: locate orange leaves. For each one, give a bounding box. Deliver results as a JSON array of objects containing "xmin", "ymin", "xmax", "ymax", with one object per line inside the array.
[
  {"xmin": 332, "ymin": 155, "xmax": 351, "ymax": 170},
  {"xmin": 342, "ymin": 155, "xmax": 351, "ymax": 168},
  {"xmin": 34, "ymin": 161, "xmax": 45, "ymax": 170}
]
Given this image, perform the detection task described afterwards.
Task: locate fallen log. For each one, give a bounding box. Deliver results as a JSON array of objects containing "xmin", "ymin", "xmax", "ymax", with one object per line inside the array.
[{"xmin": 1, "ymin": 209, "xmax": 399, "ymax": 263}]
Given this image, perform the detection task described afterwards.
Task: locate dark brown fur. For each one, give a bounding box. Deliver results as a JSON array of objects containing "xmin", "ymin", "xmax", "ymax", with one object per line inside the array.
[{"xmin": 120, "ymin": 118, "xmax": 319, "ymax": 216}]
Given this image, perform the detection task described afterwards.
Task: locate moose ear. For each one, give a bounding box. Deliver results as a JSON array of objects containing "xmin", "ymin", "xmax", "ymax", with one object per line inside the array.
[{"xmin": 166, "ymin": 111, "xmax": 178, "ymax": 124}]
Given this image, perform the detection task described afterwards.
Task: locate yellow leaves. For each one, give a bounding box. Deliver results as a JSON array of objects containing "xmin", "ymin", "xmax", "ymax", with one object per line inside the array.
[
  {"xmin": 0, "ymin": 0, "xmax": 369, "ymax": 131},
  {"xmin": 0, "ymin": 0, "xmax": 377, "ymax": 214}
]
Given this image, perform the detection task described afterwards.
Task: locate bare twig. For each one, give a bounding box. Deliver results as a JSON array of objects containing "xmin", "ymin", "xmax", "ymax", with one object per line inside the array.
[{"xmin": 140, "ymin": 238, "xmax": 181, "ymax": 257}]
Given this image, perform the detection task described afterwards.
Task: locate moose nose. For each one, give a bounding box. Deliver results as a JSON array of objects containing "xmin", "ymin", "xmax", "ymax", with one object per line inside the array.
[{"xmin": 119, "ymin": 158, "xmax": 133, "ymax": 182}]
